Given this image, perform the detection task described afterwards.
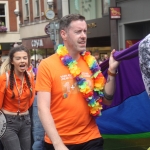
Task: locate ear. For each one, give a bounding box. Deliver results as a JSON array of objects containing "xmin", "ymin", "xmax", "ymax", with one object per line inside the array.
[{"xmin": 60, "ymin": 30, "xmax": 67, "ymax": 41}]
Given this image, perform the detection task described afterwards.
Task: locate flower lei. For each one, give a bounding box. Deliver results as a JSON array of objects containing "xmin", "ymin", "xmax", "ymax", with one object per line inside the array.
[{"xmin": 57, "ymin": 45, "xmax": 106, "ymax": 117}]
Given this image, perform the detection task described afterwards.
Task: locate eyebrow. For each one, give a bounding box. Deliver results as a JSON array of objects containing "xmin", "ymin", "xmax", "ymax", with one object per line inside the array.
[{"xmin": 14, "ymin": 56, "xmax": 28, "ymax": 58}]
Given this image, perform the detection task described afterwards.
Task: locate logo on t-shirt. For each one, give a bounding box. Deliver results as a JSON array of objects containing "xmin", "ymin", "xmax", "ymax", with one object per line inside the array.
[{"xmin": 60, "ymin": 72, "xmax": 93, "ymax": 97}]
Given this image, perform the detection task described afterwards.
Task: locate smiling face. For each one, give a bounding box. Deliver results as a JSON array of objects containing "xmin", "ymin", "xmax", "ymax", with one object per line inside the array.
[
  {"xmin": 11, "ymin": 51, "xmax": 28, "ymax": 75},
  {"xmin": 61, "ymin": 20, "xmax": 87, "ymax": 53}
]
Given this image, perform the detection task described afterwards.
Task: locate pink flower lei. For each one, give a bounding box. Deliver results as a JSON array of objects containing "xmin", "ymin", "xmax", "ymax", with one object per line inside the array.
[{"xmin": 57, "ymin": 45, "xmax": 106, "ymax": 117}]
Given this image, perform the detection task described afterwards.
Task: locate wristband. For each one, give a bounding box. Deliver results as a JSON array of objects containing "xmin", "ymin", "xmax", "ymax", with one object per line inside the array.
[{"xmin": 107, "ymin": 69, "xmax": 118, "ymax": 77}]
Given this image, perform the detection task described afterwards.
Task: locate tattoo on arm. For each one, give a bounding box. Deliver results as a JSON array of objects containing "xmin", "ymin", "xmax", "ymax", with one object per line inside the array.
[{"xmin": 103, "ymin": 88, "xmax": 114, "ymax": 101}]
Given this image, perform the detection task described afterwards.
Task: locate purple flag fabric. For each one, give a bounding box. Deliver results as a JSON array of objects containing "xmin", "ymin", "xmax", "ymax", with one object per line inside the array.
[
  {"xmin": 96, "ymin": 36, "xmax": 150, "ymax": 135},
  {"xmin": 100, "ymin": 41, "xmax": 145, "ymax": 110}
]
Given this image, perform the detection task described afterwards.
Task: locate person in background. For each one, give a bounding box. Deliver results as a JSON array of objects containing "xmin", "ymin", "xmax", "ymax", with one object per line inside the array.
[
  {"xmin": 0, "ymin": 45, "xmax": 35, "ymax": 150},
  {"xmin": 36, "ymin": 14, "xmax": 120, "ymax": 150},
  {"xmin": 31, "ymin": 59, "xmax": 35, "ymax": 68},
  {"xmin": 32, "ymin": 59, "xmax": 45, "ymax": 150},
  {"xmin": 36, "ymin": 59, "xmax": 41, "ymax": 68},
  {"xmin": 32, "ymin": 95, "xmax": 46, "ymax": 150},
  {"xmin": 98, "ymin": 59, "xmax": 103, "ymax": 65},
  {"xmin": 103, "ymin": 54, "xmax": 109, "ymax": 61},
  {"xmin": 13, "ymin": 42, "xmax": 19, "ymax": 47},
  {"xmin": 92, "ymin": 50, "xmax": 100, "ymax": 64}
]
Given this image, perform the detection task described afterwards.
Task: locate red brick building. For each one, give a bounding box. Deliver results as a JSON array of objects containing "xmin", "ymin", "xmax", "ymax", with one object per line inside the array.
[{"xmin": 0, "ymin": 0, "xmax": 21, "ymax": 60}]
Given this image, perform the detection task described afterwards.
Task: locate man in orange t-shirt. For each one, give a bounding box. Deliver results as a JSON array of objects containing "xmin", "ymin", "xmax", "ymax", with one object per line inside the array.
[{"xmin": 35, "ymin": 14, "xmax": 120, "ymax": 150}]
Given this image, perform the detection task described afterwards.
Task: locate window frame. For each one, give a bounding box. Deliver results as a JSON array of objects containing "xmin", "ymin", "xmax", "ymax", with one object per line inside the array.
[
  {"xmin": 25, "ymin": 0, "xmax": 29, "ymax": 17},
  {"xmin": 35, "ymin": 0, "xmax": 40, "ymax": 17}
]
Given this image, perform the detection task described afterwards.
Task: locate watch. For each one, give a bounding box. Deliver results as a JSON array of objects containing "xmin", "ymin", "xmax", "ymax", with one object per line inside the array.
[{"xmin": 45, "ymin": 9, "xmax": 55, "ymax": 20}]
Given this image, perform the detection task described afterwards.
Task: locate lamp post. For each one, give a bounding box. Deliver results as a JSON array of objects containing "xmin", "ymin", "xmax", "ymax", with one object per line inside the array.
[
  {"xmin": 46, "ymin": 0, "xmax": 60, "ymax": 51},
  {"xmin": 14, "ymin": 9, "xmax": 20, "ymax": 16},
  {"xmin": 47, "ymin": 0, "xmax": 54, "ymax": 9}
]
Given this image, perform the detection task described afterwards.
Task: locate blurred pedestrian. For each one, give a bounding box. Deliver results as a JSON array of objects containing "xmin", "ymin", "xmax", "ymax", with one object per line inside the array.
[
  {"xmin": 93, "ymin": 50, "xmax": 100, "ymax": 63},
  {"xmin": 103, "ymin": 54, "xmax": 109, "ymax": 61},
  {"xmin": 32, "ymin": 95, "xmax": 46, "ymax": 150}
]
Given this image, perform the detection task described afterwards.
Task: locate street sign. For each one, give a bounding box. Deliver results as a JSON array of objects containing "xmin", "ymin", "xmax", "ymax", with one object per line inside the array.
[{"xmin": 44, "ymin": 23, "xmax": 52, "ymax": 35}]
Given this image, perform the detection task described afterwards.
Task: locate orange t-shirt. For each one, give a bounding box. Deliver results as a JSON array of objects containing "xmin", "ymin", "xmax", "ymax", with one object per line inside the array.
[
  {"xmin": 35, "ymin": 54, "xmax": 101, "ymax": 144},
  {"xmin": 0, "ymin": 72, "xmax": 35, "ymax": 112}
]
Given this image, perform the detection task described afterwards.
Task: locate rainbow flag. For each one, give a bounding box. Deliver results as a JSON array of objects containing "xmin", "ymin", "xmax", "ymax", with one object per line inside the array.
[{"xmin": 96, "ymin": 37, "xmax": 150, "ymax": 150}]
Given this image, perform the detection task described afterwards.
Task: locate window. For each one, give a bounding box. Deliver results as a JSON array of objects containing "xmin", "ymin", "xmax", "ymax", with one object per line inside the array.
[
  {"xmin": 102, "ymin": 0, "xmax": 110, "ymax": 15},
  {"xmin": 69, "ymin": 0, "xmax": 102, "ymax": 20},
  {"xmin": 25, "ymin": 0, "xmax": 29, "ymax": 17},
  {"xmin": 0, "ymin": 4, "xmax": 6, "ymax": 26},
  {"xmin": 35, "ymin": 0, "xmax": 40, "ymax": 16}
]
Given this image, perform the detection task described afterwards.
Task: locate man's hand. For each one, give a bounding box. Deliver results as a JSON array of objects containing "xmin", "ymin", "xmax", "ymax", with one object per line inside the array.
[{"xmin": 108, "ymin": 49, "xmax": 120, "ymax": 73}]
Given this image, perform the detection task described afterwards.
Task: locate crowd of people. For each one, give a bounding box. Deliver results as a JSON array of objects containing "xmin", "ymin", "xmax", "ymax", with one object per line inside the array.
[
  {"xmin": 92, "ymin": 50, "xmax": 109, "ymax": 65},
  {"xmin": 0, "ymin": 14, "xmax": 120, "ymax": 150}
]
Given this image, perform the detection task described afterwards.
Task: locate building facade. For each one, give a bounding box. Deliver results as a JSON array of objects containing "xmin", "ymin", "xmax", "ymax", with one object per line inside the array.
[
  {"xmin": 0, "ymin": 0, "xmax": 21, "ymax": 61},
  {"xmin": 18, "ymin": 0, "xmax": 69, "ymax": 66},
  {"xmin": 19, "ymin": 0, "xmax": 150, "ymax": 62},
  {"xmin": 18, "ymin": 0, "xmax": 114, "ymax": 63},
  {"xmin": 117, "ymin": 0, "xmax": 150, "ymax": 50}
]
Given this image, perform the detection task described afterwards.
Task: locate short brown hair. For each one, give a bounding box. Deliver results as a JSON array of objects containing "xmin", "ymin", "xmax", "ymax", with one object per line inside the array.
[{"xmin": 59, "ymin": 14, "xmax": 85, "ymax": 31}]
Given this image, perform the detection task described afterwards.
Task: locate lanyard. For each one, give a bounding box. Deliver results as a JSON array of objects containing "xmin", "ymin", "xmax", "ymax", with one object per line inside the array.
[{"xmin": 14, "ymin": 74, "xmax": 24, "ymax": 114}]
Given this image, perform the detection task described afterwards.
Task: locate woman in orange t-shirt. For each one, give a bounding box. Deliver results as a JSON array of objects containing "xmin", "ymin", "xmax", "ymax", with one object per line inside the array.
[{"xmin": 0, "ymin": 45, "xmax": 35, "ymax": 150}]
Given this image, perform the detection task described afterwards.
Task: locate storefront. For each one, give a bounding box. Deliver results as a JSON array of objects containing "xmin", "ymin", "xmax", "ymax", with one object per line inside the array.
[
  {"xmin": 22, "ymin": 36, "xmax": 54, "ymax": 67},
  {"xmin": 117, "ymin": 0, "xmax": 150, "ymax": 50}
]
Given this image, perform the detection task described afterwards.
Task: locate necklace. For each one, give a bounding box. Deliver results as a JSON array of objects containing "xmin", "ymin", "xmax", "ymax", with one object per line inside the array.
[
  {"xmin": 57, "ymin": 45, "xmax": 106, "ymax": 117},
  {"xmin": 14, "ymin": 74, "xmax": 24, "ymax": 96},
  {"xmin": 14, "ymin": 74, "xmax": 24, "ymax": 114}
]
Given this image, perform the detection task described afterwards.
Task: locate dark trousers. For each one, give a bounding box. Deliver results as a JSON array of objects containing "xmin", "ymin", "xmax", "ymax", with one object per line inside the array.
[
  {"xmin": 0, "ymin": 141, "xmax": 3, "ymax": 150},
  {"xmin": 1, "ymin": 114, "xmax": 31, "ymax": 150},
  {"xmin": 45, "ymin": 137, "xmax": 104, "ymax": 150}
]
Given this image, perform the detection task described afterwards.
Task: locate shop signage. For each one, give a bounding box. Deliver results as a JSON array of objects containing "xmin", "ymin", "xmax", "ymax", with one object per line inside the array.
[
  {"xmin": 31, "ymin": 39, "xmax": 43, "ymax": 48},
  {"xmin": 109, "ymin": 7, "xmax": 121, "ymax": 20},
  {"xmin": 44, "ymin": 24, "xmax": 51, "ymax": 35},
  {"xmin": 87, "ymin": 23, "xmax": 97, "ymax": 28},
  {"xmin": 125, "ymin": 40, "xmax": 140, "ymax": 48}
]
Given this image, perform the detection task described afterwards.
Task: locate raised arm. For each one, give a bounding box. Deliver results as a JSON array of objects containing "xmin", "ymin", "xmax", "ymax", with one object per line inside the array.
[{"xmin": 102, "ymin": 49, "xmax": 120, "ymax": 105}]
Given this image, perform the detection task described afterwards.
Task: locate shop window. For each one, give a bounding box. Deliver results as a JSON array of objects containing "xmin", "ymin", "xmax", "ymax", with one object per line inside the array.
[
  {"xmin": 0, "ymin": 4, "xmax": 6, "ymax": 26},
  {"xmin": 35, "ymin": 0, "xmax": 40, "ymax": 17},
  {"xmin": 69, "ymin": 0, "xmax": 102, "ymax": 20},
  {"xmin": 0, "ymin": 4, "xmax": 7, "ymax": 32},
  {"xmin": 102, "ymin": 0, "xmax": 110, "ymax": 16}
]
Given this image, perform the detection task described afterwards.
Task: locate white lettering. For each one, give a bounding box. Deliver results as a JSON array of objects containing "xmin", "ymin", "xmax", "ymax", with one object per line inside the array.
[{"xmin": 31, "ymin": 39, "xmax": 43, "ymax": 48}]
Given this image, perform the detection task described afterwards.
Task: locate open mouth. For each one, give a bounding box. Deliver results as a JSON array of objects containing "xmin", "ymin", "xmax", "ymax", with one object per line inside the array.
[
  {"xmin": 79, "ymin": 41, "xmax": 86, "ymax": 46},
  {"xmin": 19, "ymin": 64, "xmax": 26, "ymax": 70}
]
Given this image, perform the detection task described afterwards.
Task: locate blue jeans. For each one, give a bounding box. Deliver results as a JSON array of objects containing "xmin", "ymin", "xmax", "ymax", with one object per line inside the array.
[
  {"xmin": 32, "ymin": 96, "xmax": 46, "ymax": 150},
  {"xmin": 1, "ymin": 114, "xmax": 31, "ymax": 150}
]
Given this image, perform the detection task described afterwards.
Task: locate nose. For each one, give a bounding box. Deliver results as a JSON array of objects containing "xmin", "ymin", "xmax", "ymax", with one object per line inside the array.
[
  {"xmin": 80, "ymin": 31, "xmax": 86, "ymax": 39},
  {"xmin": 20, "ymin": 58, "xmax": 25, "ymax": 62}
]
